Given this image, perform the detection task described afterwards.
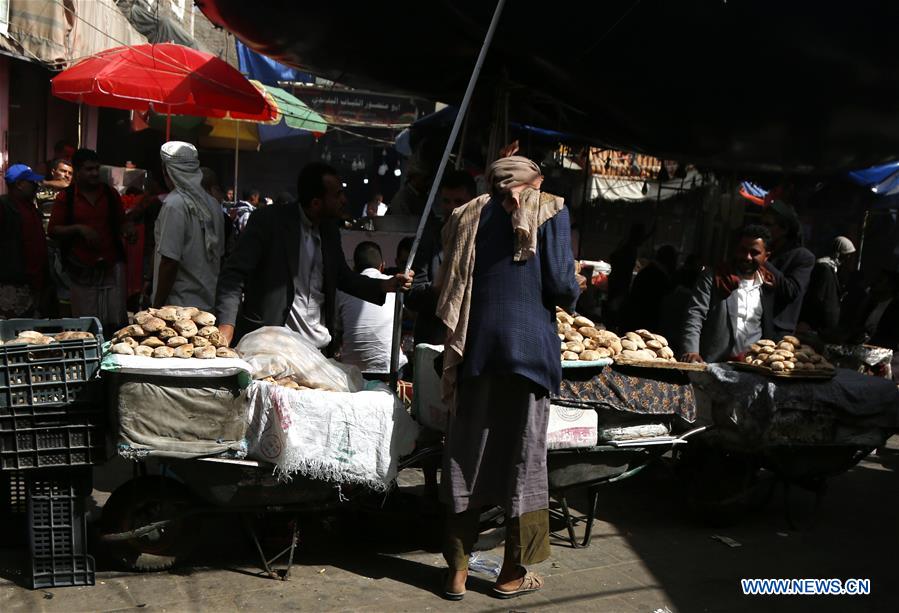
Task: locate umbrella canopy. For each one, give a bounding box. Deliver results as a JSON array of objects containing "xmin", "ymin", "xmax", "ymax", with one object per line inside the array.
[
  {"xmin": 253, "ymin": 81, "xmax": 327, "ymax": 135},
  {"xmin": 200, "ymin": 118, "xmax": 261, "ymax": 150},
  {"xmin": 51, "ymin": 42, "xmax": 277, "ymax": 121}
]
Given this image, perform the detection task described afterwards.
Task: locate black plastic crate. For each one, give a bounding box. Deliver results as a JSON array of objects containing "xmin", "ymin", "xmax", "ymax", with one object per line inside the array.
[
  {"xmin": 27, "ymin": 468, "xmax": 95, "ymax": 589},
  {"xmin": 0, "ymin": 417, "xmax": 106, "ymax": 471},
  {"xmin": 0, "ymin": 318, "xmax": 103, "ymax": 411},
  {"xmin": 0, "ymin": 471, "xmax": 28, "ymax": 548}
]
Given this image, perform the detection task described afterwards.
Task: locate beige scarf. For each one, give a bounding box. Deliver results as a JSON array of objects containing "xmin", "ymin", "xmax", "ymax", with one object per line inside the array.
[{"xmin": 435, "ymin": 156, "xmax": 565, "ymax": 405}]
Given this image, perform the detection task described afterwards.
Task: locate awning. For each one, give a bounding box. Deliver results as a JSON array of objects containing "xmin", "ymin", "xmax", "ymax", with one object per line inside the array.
[
  {"xmin": 197, "ymin": 0, "xmax": 899, "ymax": 173},
  {"xmin": 237, "ymin": 40, "xmax": 312, "ymax": 86},
  {"xmin": 848, "ymin": 162, "xmax": 899, "ymax": 196},
  {"xmin": 1, "ymin": 0, "xmax": 147, "ymax": 69}
]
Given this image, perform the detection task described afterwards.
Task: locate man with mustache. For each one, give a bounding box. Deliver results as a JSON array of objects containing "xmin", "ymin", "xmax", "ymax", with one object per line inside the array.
[{"xmin": 681, "ymin": 225, "xmax": 782, "ymax": 363}]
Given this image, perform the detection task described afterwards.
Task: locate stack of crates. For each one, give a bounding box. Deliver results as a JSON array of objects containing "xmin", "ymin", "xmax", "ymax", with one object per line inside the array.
[{"xmin": 0, "ymin": 318, "xmax": 104, "ymax": 588}]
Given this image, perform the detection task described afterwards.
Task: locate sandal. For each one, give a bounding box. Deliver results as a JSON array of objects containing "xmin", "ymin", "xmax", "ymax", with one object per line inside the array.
[
  {"xmin": 492, "ymin": 570, "xmax": 545, "ymax": 599},
  {"xmin": 441, "ymin": 571, "xmax": 466, "ymax": 601}
]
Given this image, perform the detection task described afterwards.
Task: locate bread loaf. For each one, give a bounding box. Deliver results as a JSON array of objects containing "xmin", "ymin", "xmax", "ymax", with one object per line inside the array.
[
  {"xmin": 167, "ymin": 335, "xmax": 189, "ymax": 348},
  {"xmin": 176, "ymin": 307, "xmax": 200, "ymax": 320},
  {"xmin": 195, "ymin": 346, "xmax": 217, "ymax": 359},
  {"xmin": 111, "ymin": 342, "xmax": 134, "ymax": 355},
  {"xmin": 141, "ymin": 336, "xmax": 165, "ymax": 348},
  {"xmin": 173, "ymin": 319, "xmax": 198, "ymax": 338},
  {"xmin": 564, "ymin": 330, "xmax": 584, "ymax": 343},
  {"xmin": 134, "ymin": 346, "xmax": 154, "ymax": 357},
  {"xmin": 216, "ymin": 347, "xmax": 238, "ymax": 359},
  {"xmin": 141, "ymin": 317, "xmax": 167, "ymax": 334},
  {"xmin": 561, "ymin": 351, "xmax": 579, "ymax": 361},
  {"xmin": 565, "ymin": 342, "xmax": 585, "ymax": 354},
  {"xmin": 153, "ymin": 346, "xmax": 175, "ymax": 358},
  {"xmin": 173, "ymin": 344, "xmax": 194, "ymax": 359},
  {"xmin": 193, "ymin": 311, "xmax": 216, "ymax": 327},
  {"xmin": 151, "ymin": 307, "xmax": 179, "ymax": 322},
  {"xmin": 115, "ymin": 324, "xmax": 146, "ymax": 339},
  {"xmin": 573, "ymin": 315, "xmax": 594, "ymax": 328}
]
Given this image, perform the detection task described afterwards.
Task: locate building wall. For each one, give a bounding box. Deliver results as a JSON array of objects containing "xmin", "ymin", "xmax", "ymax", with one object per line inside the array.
[{"xmin": 153, "ymin": 0, "xmax": 237, "ymax": 66}]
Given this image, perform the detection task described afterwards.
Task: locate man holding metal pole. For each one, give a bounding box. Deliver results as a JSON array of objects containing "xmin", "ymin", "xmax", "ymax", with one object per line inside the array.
[{"xmin": 437, "ymin": 156, "xmax": 580, "ymax": 599}]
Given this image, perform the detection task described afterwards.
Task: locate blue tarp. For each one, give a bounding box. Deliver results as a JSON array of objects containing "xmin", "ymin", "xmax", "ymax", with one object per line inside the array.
[
  {"xmin": 236, "ymin": 41, "xmax": 314, "ymax": 86},
  {"xmin": 847, "ymin": 161, "xmax": 899, "ymax": 196}
]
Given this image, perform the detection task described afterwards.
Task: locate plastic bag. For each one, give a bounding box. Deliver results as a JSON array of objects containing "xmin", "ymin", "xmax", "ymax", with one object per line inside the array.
[{"xmin": 236, "ymin": 326, "xmax": 364, "ymax": 392}]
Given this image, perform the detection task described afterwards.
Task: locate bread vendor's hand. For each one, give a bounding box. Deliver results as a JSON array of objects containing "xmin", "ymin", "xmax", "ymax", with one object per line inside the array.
[
  {"xmin": 219, "ymin": 324, "xmax": 235, "ymax": 347},
  {"xmin": 382, "ymin": 270, "xmax": 414, "ymax": 293},
  {"xmin": 681, "ymin": 352, "xmax": 705, "ymax": 364}
]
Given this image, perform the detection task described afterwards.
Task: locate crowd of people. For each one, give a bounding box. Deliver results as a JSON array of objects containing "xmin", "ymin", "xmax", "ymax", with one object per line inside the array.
[
  {"xmin": 4, "ymin": 141, "xmax": 899, "ymax": 600},
  {"xmin": 601, "ymin": 202, "xmax": 897, "ymax": 363}
]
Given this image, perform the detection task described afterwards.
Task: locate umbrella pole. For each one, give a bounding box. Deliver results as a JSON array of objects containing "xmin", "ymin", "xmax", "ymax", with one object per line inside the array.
[
  {"xmin": 77, "ymin": 103, "xmax": 83, "ymax": 148},
  {"xmin": 388, "ymin": 0, "xmax": 508, "ymax": 387},
  {"xmin": 234, "ymin": 120, "xmax": 240, "ymax": 204},
  {"xmin": 166, "ymin": 105, "xmax": 172, "ymax": 141}
]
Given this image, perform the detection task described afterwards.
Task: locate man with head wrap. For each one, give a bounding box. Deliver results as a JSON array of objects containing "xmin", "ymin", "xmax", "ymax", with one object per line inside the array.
[
  {"xmin": 152, "ymin": 142, "xmax": 225, "ymax": 310},
  {"xmin": 436, "ymin": 156, "xmax": 580, "ymax": 600},
  {"xmin": 800, "ymin": 235, "xmax": 856, "ymax": 336}
]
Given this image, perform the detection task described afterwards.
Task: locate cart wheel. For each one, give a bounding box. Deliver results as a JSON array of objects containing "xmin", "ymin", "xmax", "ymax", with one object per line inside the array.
[{"xmin": 101, "ymin": 476, "xmax": 199, "ymax": 572}]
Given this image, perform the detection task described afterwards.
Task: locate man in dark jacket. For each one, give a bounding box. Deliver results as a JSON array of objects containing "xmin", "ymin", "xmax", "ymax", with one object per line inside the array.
[
  {"xmin": 761, "ymin": 200, "xmax": 815, "ymax": 337},
  {"xmin": 406, "ymin": 170, "xmax": 477, "ymax": 346},
  {"xmin": 682, "ymin": 225, "xmax": 780, "ymax": 363},
  {"xmin": 799, "ymin": 236, "xmax": 856, "ymax": 335},
  {"xmin": 215, "ymin": 162, "xmax": 412, "ymax": 350},
  {"xmin": 440, "ymin": 157, "xmax": 580, "ymax": 599}
]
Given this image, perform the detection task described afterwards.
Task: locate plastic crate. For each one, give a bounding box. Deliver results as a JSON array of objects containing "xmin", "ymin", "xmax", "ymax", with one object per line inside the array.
[
  {"xmin": 27, "ymin": 468, "xmax": 95, "ymax": 589},
  {"xmin": 0, "ymin": 318, "xmax": 103, "ymax": 411},
  {"xmin": 0, "ymin": 416, "xmax": 106, "ymax": 470},
  {"xmin": 0, "ymin": 471, "xmax": 27, "ymax": 548}
]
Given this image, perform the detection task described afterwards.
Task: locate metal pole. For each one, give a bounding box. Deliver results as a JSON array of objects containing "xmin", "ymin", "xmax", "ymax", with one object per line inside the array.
[
  {"xmin": 857, "ymin": 209, "xmax": 870, "ymax": 272},
  {"xmin": 579, "ymin": 147, "xmax": 592, "ymax": 260},
  {"xmin": 388, "ymin": 0, "xmax": 507, "ymax": 384},
  {"xmin": 166, "ymin": 105, "xmax": 172, "ymax": 141},
  {"xmin": 77, "ymin": 103, "xmax": 83, "ymax": 148},
  {"xmin": 234, "ymin": 120, "xmax": 240, "ymax": 203}
]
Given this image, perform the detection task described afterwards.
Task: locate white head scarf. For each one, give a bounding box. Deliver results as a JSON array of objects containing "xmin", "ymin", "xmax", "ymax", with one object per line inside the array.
[{"xmin": 160, "ymin": 141, "xmax": 219, "ymax": 260}]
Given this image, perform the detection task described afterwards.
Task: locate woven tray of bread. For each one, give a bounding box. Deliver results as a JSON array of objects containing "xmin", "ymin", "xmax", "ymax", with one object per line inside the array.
[
  {"xmin": 730, "ymin": 361, "xmax": 836, "ymax": 380},
  {"xmin": 613, "ymin": 357, "xmax": 708, "ymax": 372},
  {"xmin": 731, "ymin": 335, "xmax": 836, "ymax": 379},
  {"xmin": 562, "ymin": 358, "xmax": 613, "ymax": 369}
]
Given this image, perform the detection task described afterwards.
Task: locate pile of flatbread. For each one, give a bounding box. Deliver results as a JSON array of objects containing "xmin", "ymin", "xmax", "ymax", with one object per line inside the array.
[
  {"xmin": 109, "ymin": 306, "xmax": 238, "ymax": 359},
  {"xmin": 260, "ymin": 376, "xmax": 317, "ymax": 391},
  {"xmin": 557, "ymin": 308, "xmax": 622, "ymax": 362},
  {"xmin": 0, "ymin": 330, "xmax": 95, "ymax": 346},
  {"xmin": 617, "ymin": 329, "xmax": 676, "ymax": 363},
  {"xmin": 742, "ymin": 335, "xmax": 834, "ymax": 374}
]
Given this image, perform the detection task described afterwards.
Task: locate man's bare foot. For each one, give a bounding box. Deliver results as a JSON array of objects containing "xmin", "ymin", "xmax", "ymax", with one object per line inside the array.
[{"xmin": 445, "ymin": 569, "xmax": 468, "ymax": 595}]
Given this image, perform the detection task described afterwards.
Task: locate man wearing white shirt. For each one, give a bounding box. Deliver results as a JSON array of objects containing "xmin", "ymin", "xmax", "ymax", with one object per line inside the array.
[
  {"xmin": 336, "ymin": 241, "xmax": 408, "ymax": 374},
  {"xmin": 360, "ymin": 192, "xmax": 389, "ymax": 218},
  {"xmin": 682, "ymin": 225, "xmax": 785, "ymax": 363}
]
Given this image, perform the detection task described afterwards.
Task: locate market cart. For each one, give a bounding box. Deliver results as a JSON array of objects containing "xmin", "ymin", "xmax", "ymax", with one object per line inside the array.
[
  {"xmin": 680, "ymin": 364, "xmax": 899, "ymax": 527},
  {"xmin": 98, "ymin": 354, "xmax": 419, "ymax": 578},
  {"xmin": 545, "ymin": 361, "xmax": 703, "ymax": 547}
]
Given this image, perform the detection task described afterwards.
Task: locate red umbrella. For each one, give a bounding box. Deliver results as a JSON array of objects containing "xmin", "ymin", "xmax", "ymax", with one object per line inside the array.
[{"xmin": 51, "ymin": 43, "xmax": 278, "ymax": 137}]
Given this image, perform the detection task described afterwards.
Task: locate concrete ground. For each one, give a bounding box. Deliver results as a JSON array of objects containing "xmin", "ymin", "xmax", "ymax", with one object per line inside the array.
[{"xmin": 1, "ymin": 438, "xmax": 897, "ymax": 613}]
